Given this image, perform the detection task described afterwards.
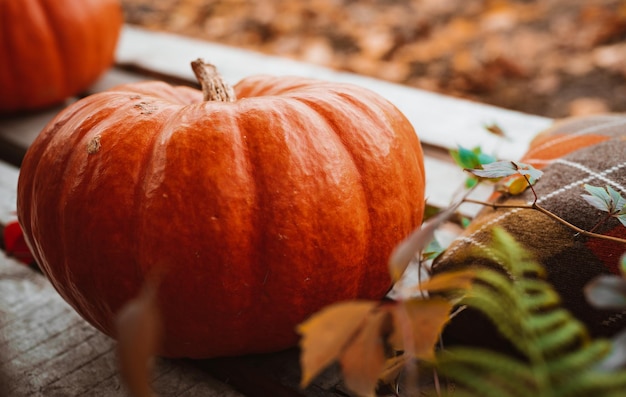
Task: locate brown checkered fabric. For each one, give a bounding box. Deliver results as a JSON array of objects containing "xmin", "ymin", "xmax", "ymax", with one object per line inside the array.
[{"xmin": 433, "ymin": 114, "xmax": 626, "ymax": 351}]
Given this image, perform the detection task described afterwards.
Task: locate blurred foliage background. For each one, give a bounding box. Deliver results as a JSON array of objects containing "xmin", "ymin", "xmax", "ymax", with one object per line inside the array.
[{"xmin": 121, "ymin": 0, "xmax": 626, "ymax": 118}]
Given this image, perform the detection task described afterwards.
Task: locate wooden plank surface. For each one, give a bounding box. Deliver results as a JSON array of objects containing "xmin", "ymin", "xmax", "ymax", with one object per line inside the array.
[
  {"xmin": 0, "ymin": 252, "xmax": 247, "ymax": 397},
  {"xmin": 0, "ymin": 25, "xmax": 555, "ymax": 396}
]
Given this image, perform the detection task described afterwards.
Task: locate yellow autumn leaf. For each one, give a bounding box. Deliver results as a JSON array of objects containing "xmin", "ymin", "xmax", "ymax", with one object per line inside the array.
[
  {"xmin": 500, "ymin": 174, "xmax": 530, "ymax": 195},
  {"xmin": 297, "ymin": 300, "xmax": 378, "ymax": 387}
]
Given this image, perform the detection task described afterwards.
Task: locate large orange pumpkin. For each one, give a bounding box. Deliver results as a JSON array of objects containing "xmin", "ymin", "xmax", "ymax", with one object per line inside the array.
[
  {"xmin": 0, "ymin": 0, "xmax": 123, "ymax": 113},
  {"xmin": 17, "ymin": 61, "xmax": 426, "ymax": 358}
]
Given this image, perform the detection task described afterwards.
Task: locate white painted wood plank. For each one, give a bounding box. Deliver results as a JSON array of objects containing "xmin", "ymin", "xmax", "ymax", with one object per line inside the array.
[
  {"xmin": 116, "ymin": 25, "xmax": 553, "ymax": 160},
  {"xmin": 0, "ymin": 161, "xmax": 18, "ymax": 225},
  {"xmin": 424, "ymin": 156, "xmax": 493, "ymax": 214}
]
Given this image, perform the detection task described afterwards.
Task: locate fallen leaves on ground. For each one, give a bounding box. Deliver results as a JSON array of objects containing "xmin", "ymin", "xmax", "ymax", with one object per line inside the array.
[{"xmin": 121, "ymin": 0, "xmax": 626, "ymax": 118}]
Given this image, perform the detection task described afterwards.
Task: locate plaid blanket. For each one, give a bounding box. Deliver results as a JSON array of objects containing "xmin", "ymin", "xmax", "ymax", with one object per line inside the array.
[{"xmin": 433, "ymin": 114, "xmax": 626, "ymax": 350}]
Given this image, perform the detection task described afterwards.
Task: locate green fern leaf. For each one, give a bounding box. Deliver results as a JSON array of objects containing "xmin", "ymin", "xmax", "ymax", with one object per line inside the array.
[
  {"xmin": 461, "ymin": 285, "xmax": 531, "ymax": 354},
  {"xmin": 432, "ymin": 227, "xmax": 626, "ymax": 396},
  {"xmin": 546, "ymin": 340, "xmax": 611, "ymax": 376},
  {"xmin": 556, "ymin": 369, "xmax": 626, "ymax": 397},
  {"xmin": 535, "ymin": 319, "xmax": 589, "ymax": 358},
  {"xmin": 435, "ymin": 348, "xmax": 534, "ymax": 397},
  {"xmin": 526, "ymin": 309, "xmax": 571, "ymax": 334}
]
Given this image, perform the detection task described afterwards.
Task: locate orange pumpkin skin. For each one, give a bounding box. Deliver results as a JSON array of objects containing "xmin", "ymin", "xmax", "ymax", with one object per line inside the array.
[
  {"xmin": 0, "ymin": 0, "xmax": 123, "ymax": 113},
  {"xmin": 17, "ymin": 74, "xmax": 425, "ymax": 358}
]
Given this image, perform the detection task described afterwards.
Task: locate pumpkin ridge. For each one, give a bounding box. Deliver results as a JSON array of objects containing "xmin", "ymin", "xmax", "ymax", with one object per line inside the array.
[
  {"xmin": 0, "ymin": 1, "xmax": 22, "ymax": 108},
  {"xmin": 136, "ymin": 103, "xmax": 264, "ymax": 356},
  {"xmin": 233, "ymin": 97, "xmax": 368, "ymax": 330},
  {"xmin": 231, "ymin": 98, "xmax": 299, "ymax": 315},
  {"xmin": 98, "ymin": 98, "xmax": 189, "ymax": 324},
  {"xmin": 1, "ymin": 0, "xmax": 62, "ymax": 110},
  {"xmin": 110, "ymin": 81, "xmax": 204, "ymax": 106},
  {"xmin": 62, "ymin": 100, "xmax": 144, "ymax": 328},
  {"xmin": 30, "ymin": 97, "xmax": 121, "ymax": 329},
  {"xmin": 37, "ymin": 0, "xmax": 71, "ymax": 94},
  {"xmin": 1, "ymin": 0, "xmax": 122, "ymax": 112},
  {"xmin": 130, "ymin": 104, "xmax": 183, "ymax": 284},
  {"xmin": 58, "ymin": 96, "xmax": 180, "ymax": 332},
  {"xmin": 229, "ymin": 107, "xmax": 281, "ymax": 353},
  {"xmin": 287, "ymin": 93, "xmax": 374, "ymax": 273},
  {"xmin": 287, "ymin": 91, "xmax": 422, "ymax": 296}
]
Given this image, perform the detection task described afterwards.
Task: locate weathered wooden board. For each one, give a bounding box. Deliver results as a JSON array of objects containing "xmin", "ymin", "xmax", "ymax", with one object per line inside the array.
[{"xmin": 0, "ymin": 252, "xmax": 247, "ymax": 397}]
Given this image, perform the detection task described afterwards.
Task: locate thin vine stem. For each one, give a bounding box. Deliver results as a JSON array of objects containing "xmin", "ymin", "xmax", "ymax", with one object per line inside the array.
[
  {"xmin": 588, "ymin": 212, "xmax": 615, "ymax": 234},
  {"xmin": 462, "ymin": 198, "xmax": 626, "ymax": 245}
]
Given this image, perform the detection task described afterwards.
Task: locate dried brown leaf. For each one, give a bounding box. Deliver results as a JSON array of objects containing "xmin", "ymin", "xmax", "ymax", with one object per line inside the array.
[
  {"xmin": 388, "ymin": 203, "xmax": 460, "ymax": 282},
  {"xmin": 297, "ymin": 300, "xmax": 377, "ymax": 387},
  {"xmin": 378, "ymin": 354, "xmax": 409, "ymax": 386},
  {"xmin": 391, "ymin": 298, "xmax": 452, "ymax": 360},
  {"xmin": 115, "ymin": 282, "xmax": 163, "ymax": 397},
  {"xmin": 339, "ymin": 308, "xmax": 393, "ymax": 397}
]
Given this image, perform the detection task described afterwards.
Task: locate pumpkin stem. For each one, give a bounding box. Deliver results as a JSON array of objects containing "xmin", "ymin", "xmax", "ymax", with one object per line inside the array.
[{"xmin": 191, "ymin": 59, "xmax": 236, "ymax": 102}]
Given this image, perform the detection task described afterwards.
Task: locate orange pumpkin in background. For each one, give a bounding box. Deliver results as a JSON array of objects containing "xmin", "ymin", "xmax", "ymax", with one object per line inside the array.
[
  {"xmin": 0, "ymin": 0, "xmax": 123, "ymax": 113},
  {"xmin": 17, "ymin": 60, "xmax": 426, "ymax": 358}
]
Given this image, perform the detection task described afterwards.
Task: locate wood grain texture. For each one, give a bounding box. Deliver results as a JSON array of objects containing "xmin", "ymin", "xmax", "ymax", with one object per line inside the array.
[{"xmin": 0, "ymin": 253, "xmax": 245, "ymax": 396}]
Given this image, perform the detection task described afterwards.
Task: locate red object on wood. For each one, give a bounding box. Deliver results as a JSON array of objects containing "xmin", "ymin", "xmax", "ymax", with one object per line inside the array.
[
  {"xmin": 16, "ymin": 61, "xmax": 426, "ymax": 358},
  {"xmin": 3, "ymin": 221, "xmax": 35, "ymax": 265}
]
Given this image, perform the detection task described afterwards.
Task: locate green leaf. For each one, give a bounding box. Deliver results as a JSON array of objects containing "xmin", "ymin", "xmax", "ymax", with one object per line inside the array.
[
  {"xmin": 435, "ymin": 347, "xmax": 534, "ymax": 397},
  {"xmin": 422, "ymin": 237, "xmax": 443, "ymax": 261},
  {"xmin": 609, "ymin": 188, "xmax": 626, "ymax": 212},
  {"xmin": 450, "ymin": 146, "xmax": 483, "ymax": 170},
  {"xmin": 548, "ymin": 340, "xmax": 612, "ymax": 375},
  {"xmin": 450, "ymin": 146, "xmax": 497, "ymax": 188},
  {"xmin": 597, "ymin": 330, "xmax": 626, "ymax": 371},
  {"xmin": 582, "ymin": 185, "xmax": 613, "ymax": 211},
  {"xmin": 515, "ymin": 162, "xmax": 543, "ymax": 183},
  {"xmin": 465, "ymin": 176, "xmax": 478, "ymax": 189},
  {"xmin": 477, "ymin": 151, "xmax": 497, "ymax": 165},
  {"xmin": 582, "ymin": 185, "xmax": 626, "ymax": 217},
  {"xmin": 466, "ymin": 161, "xmax": 543, "ymax": 183},
  {"xmin": 584, "ymin": 275, "xmax": 626, "ymax": 310},
  {"xmin": 433, "ymin": 228, "xmax": 626, "ymax": 396}
]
